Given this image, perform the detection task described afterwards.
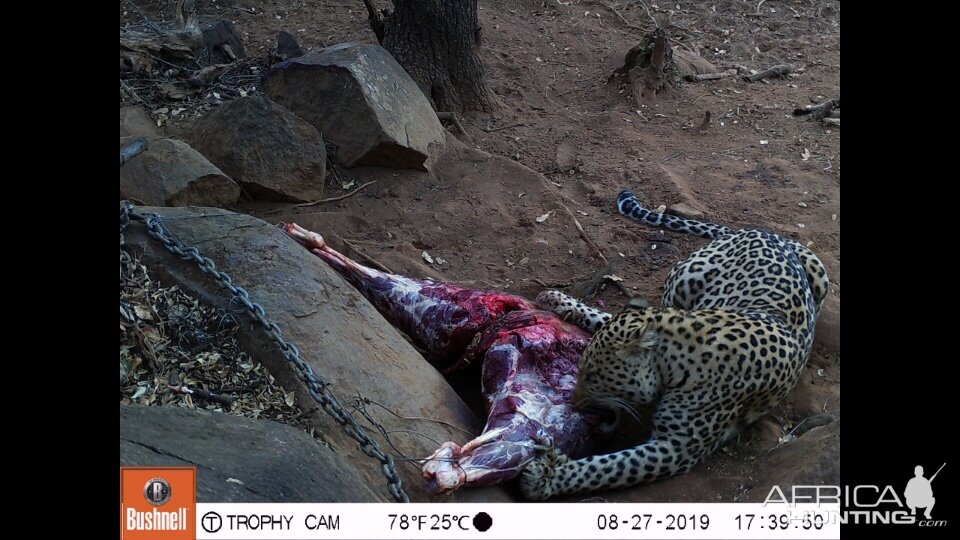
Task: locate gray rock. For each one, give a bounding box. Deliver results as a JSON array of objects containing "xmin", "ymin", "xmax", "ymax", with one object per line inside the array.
[
  {"xmin": 120, "ymin": 107, "xmax": 159, "ymax": 138},
  {"xmin": 189, "ymin": 96, "xmax": 326, "ymax": 202},
  {"xmin": 119, "ymin": 137, "xmax": 240, "ymax": 207},
  {"xmin": 263, "ymin": 43, "xmax": 446, "ymax": 171},
  {"xmin": 123, "ymin": 206, "xmax": 514, "ymax": 503},
  {"xmin": 120, "ymin": 405, "xmax": 382, "ymax": 502}
]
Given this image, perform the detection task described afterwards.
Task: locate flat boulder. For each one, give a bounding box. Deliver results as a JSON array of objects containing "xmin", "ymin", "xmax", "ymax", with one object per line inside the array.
[
  {"xmin": 120, "ymin": 106, "xmax": 159, "ymax": 138},
  {"xmin": 120, "ymin": 405, "xmax": 382, "ymax": 502},
  {"xmin": 124, "ymin": 206, "xmax": 513, "ymax": 503},
  {"xmin": 190, "ymin": 96, "xmax": 327, "ymax": 202},
  {"xmin": 119, "ymin": 137, "xmax": 240, "ymax": 207},
  {"xmin": 263, "ymin": 43, "xmax": 446, "ymax": 171}
]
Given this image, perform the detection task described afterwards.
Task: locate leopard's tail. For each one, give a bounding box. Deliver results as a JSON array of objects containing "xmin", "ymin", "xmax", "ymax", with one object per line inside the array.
[{"xmin": 616, "ymin": 189, "xmax": 733, "ymax": 239}]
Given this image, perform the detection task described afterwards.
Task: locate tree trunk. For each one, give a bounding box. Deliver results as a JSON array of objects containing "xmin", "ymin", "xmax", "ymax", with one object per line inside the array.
[{"xmin": 380, "ymin": 0, "xmax": 498, "ymax": 113}]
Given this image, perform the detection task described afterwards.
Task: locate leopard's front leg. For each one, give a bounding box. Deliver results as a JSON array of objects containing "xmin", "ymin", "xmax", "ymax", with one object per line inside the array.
[
  {"xmin": 535, "ymin": 290, "xmax": 612, "ymax": 334},
  {"xmin": 521, "ymin": 392, "xmax": 724, "ymax": 499}
]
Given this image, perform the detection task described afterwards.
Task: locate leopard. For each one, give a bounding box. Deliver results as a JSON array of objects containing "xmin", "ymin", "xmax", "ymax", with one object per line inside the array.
[{"xmin": 519, "ymin": 189, "xmax": 829, "ymax": 500}]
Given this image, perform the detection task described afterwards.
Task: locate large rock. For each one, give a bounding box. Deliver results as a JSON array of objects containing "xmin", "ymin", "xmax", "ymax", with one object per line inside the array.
[
  {"xmin": 119, "ymin": 137, "xmax": 240, "ymax": 207},
  {"xmin": 263, "ymin": 43, "xmax": 446, "ymax": 171},
  {"xmin": 120, "ymin": 106, "xmax": 159, "ymax": 138},
  {"xmin": 124, "ymin": 206, "xmax": 513, "ymax": 503},
  {"xmin": 190, "ymin": 96, "xmax": 327, "ymax": 202},
  {"xmin": 120, "ymin": 405, "xmax": 382, "ymax": 502}
]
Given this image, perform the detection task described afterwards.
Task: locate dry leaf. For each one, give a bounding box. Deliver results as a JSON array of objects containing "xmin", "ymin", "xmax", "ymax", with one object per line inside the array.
[
  {"xmin": 284, "ymin": 392, "xmax": 295, "ymax": 407},
  {"xmin": 134, "ymin": 305, "xmax": 153, "ymax": 321},
  {"xmin": 536, "ymin": 211, "xmax": 554, "ymax": 223},
  {"xmin": 604, "ymin": 274, "xmax": 624, "ymax": 282},
  {"xmin": 801, "ymin": 148, "xmax": 811, "ymax": 161},
  {"xmin": 654, "ymin": 205, "xmax": 667, "ymax": 214},
  {"xmin": 421, "ymin": 251, "xmax": 434, "ymax": 264},
  {"xmin": 226, "ymin": 478, "xmax": 244, "ymax": 485}
]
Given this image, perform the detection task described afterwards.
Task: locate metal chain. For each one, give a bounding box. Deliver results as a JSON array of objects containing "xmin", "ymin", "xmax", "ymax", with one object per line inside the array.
[{"xmin": 119, "ymin": 202, "xmax": 410, "ymax": 502}]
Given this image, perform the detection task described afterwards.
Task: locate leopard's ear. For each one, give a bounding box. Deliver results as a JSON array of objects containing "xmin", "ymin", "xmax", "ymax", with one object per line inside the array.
[
  {"xmin": 625, "ymin": 296, "xmax": 649, "ymax": 310},
  {"xmin": 617, "ymin": 322, "xmax": 657, "ymax": 358}
]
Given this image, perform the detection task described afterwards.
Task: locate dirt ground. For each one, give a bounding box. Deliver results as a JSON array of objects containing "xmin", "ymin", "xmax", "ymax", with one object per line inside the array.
[{"xmin": 122, "ymin": 0, "xmax": 840, "ymax": 502}]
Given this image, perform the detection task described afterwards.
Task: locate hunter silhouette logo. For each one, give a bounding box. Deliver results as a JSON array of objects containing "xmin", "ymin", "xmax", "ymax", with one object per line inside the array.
[{"xmin": 905, "ymin": 463, "xmax": 944, "ymax": 520}]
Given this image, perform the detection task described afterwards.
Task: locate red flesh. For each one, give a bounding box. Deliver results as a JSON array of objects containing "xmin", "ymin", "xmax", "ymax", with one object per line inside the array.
[{"xmin": 282, "ymin": 223, "xmax": 598, "ymax": 494}]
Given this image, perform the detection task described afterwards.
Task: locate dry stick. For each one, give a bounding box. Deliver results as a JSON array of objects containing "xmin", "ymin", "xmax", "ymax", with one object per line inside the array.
[
  {"xmin": 823, "ymin": 118, "xmax": 840, "ymax": 126},
  {"xmin": 574, "ymin": 218, "xmax": 608, "ymax": 264},
  {"xmin": 168, "ymin": 384, "xmax": 236, "ymax": 407},
  {"xmin": 793, "ymin": 98, "xmax": 840, "ymax": 120},
  {"xmin": 264, "ymin": 180, "xmax": 378, "ymax": 214},
  {"xmin": 436, "ymin": 112, "xmax": 471, "ymax": 141},
  {"xmin": 636, "ymin": 0, "xmax": 660, "ymax": 28},
  {"xmin": 684, "ymin": 69, "xmax": 738, "ymax": 82},
  {"xmin": 336, "ymin": 236, "xmax": 394, "ymax": 274},
  {"xmin": 483, "ymin": 122, "xmax": 525, "ymax": 133},
  {"xmin": 119, "ymin": 79, "xmax": 144, "ymax": 104},
  {"xmin": 124, "ymin": 0, "xmax": 162, "ymax": 34},
  {"xmin": 744, "ymin": 64, "xmax": 793, "ymax": 82},
  {"xmin": 591, "ymin": 0, "xmax": 644, "ymax": 31}
]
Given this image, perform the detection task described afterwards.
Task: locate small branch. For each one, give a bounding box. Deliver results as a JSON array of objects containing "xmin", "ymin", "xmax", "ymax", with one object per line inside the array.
[
  {"xmin": 120, "ymin": 138, "xmax": 149, "ymax": 167},
  {"xmin": 574, "ymin": 218, "xmax": 608, "ymax": 264},
  {"xmin": 336, "ymin": 236, "xmax": 394, "ymax": 274},
  {"xmin": 483, "ymin": 122, "xmax": 524, "ymax": 133},
  {"xmin": 822, "ymin": 118, "xmax": 840, "ymax": 127},
  {"xmin": 684, "ymin": 69, "xmax": 738, "ymax": 82},
  {"xmin": 264, "ymin": 180, "xmax": 378, "ymax": 214},
  {"xmin": 124, "ymin": 0, "xmax": 161, "ymax": 34},
  {"xmin": 636, "ymin": 0, "xmax": 660, "ymax": 29},
  {"xmin": 743, "ymin": 64, "xmax": 793, "ymax": 82},
  {"xmin": 168, "ymin": 384, "xmax": 235, "ymax": 407},
  {"xmin": 590, "ymin": 0, "xmax": 644, "ymax": 32},
  {"xmin": 793, "ymin": 98, "xmax": 840, "ymax": 120}
]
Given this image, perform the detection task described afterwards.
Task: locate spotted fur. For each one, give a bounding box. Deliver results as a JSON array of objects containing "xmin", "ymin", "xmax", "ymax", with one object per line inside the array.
[{"xmin": 520, "ymin": 189, "xmax": 829, "ymax": 500}]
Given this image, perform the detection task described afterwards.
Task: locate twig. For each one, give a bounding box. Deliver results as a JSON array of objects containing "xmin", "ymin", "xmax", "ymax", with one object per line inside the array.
[
  {"xmin": 574, "ymin": 218, "xmax": 608, "ymax": 264},
  {"xmin": 336, "ymin": 236, "xmax": 394, "ymax": 273},
  {"xmin": 168, "ymin": 384, "xmax": 235, "ymax": 407},
  {"xmin": 483, "ymin": 122, "xmax": 525, "ymax": 133},
  {"xmin": 120, "ymin": 138, "xmax": 149, "ymax": 167},
  {"xmin": 684, "ymin": 69, "xmax": 738, "ymax": 82},
  {"xmin": 822, "ymin": 118, "xmax": 840, "ymax": 126},
  {"xmin": 124, "ymin": 0, "xmax": 162, "ymax": 34},
  {"xmin": 793, "ymin": 98, "xmax": 839, "ymax": 120},
  {"xmin": 743, "ymin": 64, "xmax": 793, "ymax": 82},
  {"xmin": 661, "ymin": 152, "xmax": 682, "ymax": 163},
  {"xmin": 119, "ymin": 79, "xmax": 144, "ymax": 104},
  {"xmin": 636, "ymin": 0, "xmax": 660, "ymax": 28},
  {"xmin": 436, "ymin": 112, "xmax": 471, "ymax": 141},
  {"xmin": 264, "ymin": 180, "xmax": 378, "ymax": 214},
  {"xmin": 590, "ymin": 0, "xmax": 644, "ymax": 31}
]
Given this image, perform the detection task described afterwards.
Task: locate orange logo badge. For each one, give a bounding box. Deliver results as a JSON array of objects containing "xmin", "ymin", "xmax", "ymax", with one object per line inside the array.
[{"xmin": 120, "ymin": 467, "xmax": 196, "ymax": 540}]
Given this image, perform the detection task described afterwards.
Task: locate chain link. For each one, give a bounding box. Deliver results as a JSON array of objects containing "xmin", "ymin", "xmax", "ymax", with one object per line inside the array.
[{"xmin": 119, "ymin": 202, "xmax": 410, "ymax": 502}]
